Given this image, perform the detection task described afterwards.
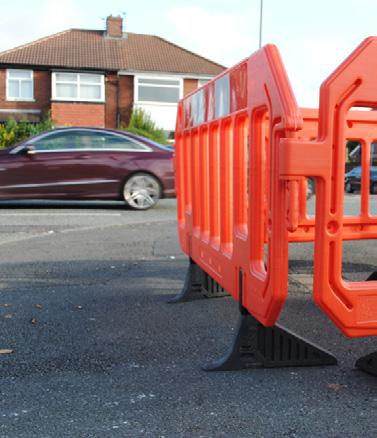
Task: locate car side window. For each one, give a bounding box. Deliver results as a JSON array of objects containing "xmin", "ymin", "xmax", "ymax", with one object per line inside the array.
[
  {"xmin": 100, "ymin": 133, "xmax": 150, "ymax": 151},
  {"xmin": 74, "ymin": 133, "xmax": 104, "ymax": 149},
  {"xmin": 30, "ymin": 130, "xmax": 151, "ymax": 152},
  {"xmin": 32, "ymin": 132, "xmax": 79, "ymax": 151},
  {"xmin": 68, "ymin": 132, "xmax": 150, "ymax": 151}
]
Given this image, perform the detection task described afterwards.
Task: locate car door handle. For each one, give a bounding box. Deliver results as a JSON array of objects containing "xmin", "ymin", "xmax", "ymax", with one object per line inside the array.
[{"xmin": 77, "ymin": 154, "xmax": 91, "ymax": 159}]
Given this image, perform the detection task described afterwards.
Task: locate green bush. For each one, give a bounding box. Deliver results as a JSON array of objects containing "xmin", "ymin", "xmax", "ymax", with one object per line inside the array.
[
  {"xmin": 0, "ymin": 114, "xmax": 54, "ymax": 149},
  {"xmin": 122, "ymin": 108, "xmax": 168, "ymax": 144}
]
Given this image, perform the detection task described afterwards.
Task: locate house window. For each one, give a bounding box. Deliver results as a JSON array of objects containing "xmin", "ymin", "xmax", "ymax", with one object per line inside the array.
[
  {"xmin": 52, "ymin": 72, "xmax": 104, "ymax": 102},
  {"xmin": 7, "ymin": 69, "xmax": 33, "ymax": 101},
  {"xmin": 136, "ymin": 77, "xmax": 182, "ymax": 104}
]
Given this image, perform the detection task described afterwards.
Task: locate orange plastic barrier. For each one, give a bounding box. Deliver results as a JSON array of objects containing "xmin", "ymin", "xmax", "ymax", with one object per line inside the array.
[
  {"xmin": 280, "ymin": 37, "xmax": 377, "ymax": 337},
  {"xmin": 175, "ymin": 37, "xmax": 377, "ymax": 340},
  {"xmin": 176, "ymin": 44, "xmax": 301, "ymax": 327}
]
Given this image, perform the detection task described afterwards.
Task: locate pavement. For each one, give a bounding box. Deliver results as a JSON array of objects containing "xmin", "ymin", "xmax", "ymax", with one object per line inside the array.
[{"xmin": 0, "ymin": 197, "xmax": 376, "ymax": 437}]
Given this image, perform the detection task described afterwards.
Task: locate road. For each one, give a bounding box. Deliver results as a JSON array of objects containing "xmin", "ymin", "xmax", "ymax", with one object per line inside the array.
[{"xmin": 0, "ymin": 197, "xmax": 376, "ymax": 437}]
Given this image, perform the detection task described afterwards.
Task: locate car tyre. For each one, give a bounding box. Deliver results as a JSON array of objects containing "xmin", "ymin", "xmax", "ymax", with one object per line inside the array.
[
  {"xmin": 123, "ymin": 173, "xmax": 161, "ymax": 210},
  {"xmin": 345, "ymin": 181, "xmax": 354, "ymax": 193}
]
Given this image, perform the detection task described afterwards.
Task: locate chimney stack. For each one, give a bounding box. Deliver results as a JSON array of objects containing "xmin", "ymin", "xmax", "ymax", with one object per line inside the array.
[{"xmin": 106, "ymin": 15, "xmax": 123, "ymax": 38}]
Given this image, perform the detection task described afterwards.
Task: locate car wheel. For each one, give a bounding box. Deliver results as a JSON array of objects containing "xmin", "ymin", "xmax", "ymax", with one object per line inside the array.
[
  {"xmin": 345, "ymin": 181, "xmax": 354, "ymax": 193},
  {"xmin": 123, "ymin": 173, "xmax": 161, "ymax": 210},
  {"xmin": 371, "ymin": 182, "xmax": 377, "ymax": 195}
]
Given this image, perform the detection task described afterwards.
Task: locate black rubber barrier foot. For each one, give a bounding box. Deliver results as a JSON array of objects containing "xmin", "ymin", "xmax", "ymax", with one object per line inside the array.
[
  {"xmin": 355, "ymin": 352, "xmax": 377, "ymax": 376},
  {"xmin": 168, "ymin": 258, "xmax": 202, "ymax": 303},
  {"xmin": 203, "ymin": 311, "xmax": 337, "ymax": 371},
  {"xmin": 169, "ymin": 259, "xmax": 228, "ymax": 303}
]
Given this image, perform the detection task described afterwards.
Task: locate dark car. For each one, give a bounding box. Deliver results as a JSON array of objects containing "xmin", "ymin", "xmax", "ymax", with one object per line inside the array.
[
  {"xmin": 0, "ymin": 128, "xmax": 175, "ymax": 210},
  {"xmin": 345, "ymin": 166, "xmax": 377, "ymax": 194}
]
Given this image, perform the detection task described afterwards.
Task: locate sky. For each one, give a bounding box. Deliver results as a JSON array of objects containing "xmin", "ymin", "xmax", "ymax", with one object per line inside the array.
[{"xmin": 0, "ymin": 0, "xmax": 376, "ymax": 107}]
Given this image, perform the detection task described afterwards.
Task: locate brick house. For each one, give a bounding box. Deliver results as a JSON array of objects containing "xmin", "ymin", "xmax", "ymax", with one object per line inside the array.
[{"xmin": 0, "ymin": 15, "xmax": 224, "ymax": 138}]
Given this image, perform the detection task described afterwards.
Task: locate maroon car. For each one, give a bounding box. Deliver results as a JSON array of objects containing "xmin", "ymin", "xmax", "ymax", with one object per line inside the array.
[{"xmin": 0, "ymin": 127, "xmax": 175, "ymax": 210}]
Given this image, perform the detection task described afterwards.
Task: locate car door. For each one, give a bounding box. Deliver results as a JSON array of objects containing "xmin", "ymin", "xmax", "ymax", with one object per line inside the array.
[
  {"xmin": 65, "ymin": 130, "xmax": 154, "ymax": 198},
  {"xmin": 0, "ymin": 131, "xmax": 80, "ymax": 199},
  {"xmin": 55, "ymin": 129, "xmax": 124, "ymax": 198}
]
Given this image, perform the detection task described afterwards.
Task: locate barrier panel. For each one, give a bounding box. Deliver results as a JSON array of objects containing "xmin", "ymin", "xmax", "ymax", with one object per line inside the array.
[
  {"xmin": 173, "ymin": 38, "xmax": 377, "ymax": 375},
  {"xmin": 176, "ymin": 44, "xmax": 302, "ymax": 327},
  {"xmin": 280, "ymin": 37, "xmax": 377, "ymax": 340}
]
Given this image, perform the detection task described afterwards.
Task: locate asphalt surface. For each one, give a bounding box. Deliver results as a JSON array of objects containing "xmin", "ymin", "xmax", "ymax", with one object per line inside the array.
[{"xmin": 0, "ymin": 197, "xmax": 376, "ymax": 437}]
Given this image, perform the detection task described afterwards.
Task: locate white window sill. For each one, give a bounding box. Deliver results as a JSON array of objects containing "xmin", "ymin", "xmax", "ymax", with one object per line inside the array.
[
  {"xmin": 52, "ymin": 98, "xmax": 105, "ymax": 104},
  {"xmin": 135, "ymin": 101, "xmax": 179, "ymax": 106},
  {"xmin": 6, "ymin": 98, "xmax": 35, "ymax": 102}
]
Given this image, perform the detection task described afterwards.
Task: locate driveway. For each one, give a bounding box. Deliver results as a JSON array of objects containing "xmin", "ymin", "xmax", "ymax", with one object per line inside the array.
[{"xmin": 0, "ymin": 198, "xmax": 376, "ymax": 437}]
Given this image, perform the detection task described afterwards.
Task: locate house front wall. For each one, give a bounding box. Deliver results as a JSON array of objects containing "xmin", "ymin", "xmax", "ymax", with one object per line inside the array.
[
  {"xmin": 51, "ymin": 102, "xmax": 105, "ymax": 127},
  {"xmin": 0, "ymin": 67, "xmax": 208, "ymax": 134}
]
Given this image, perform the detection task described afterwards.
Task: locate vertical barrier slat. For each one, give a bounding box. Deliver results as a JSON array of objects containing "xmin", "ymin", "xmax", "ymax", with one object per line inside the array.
[
  {"xmin": 220, "ymin": 118, "xmax": 233, "ymax": 255},
  {"xmin": 209, "ymin": 123, "xmax": 220, "ymax": 248},
  {"xmin": 183, "ymin": 132, "xmax": 192, "ymax": 212},
  {"xmin": 191, "ymin": 129, "xmax": 200, "ymax": 232},
  {"xmin": 249, "ymin": 108, "xmax": 268, "ymax": 278},
  {"xmin": 234, "ymin": 113, "xmax": 249, "ymax": 237},
  {"xmin": 176, "ymin": 133, "xmax": 185, "ymax": 226},
  {"xmin": 199, "ymin": 126, "xmax": 210, "ymax": 240}
]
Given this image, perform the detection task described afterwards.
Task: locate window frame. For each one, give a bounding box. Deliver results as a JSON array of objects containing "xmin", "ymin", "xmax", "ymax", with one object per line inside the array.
[
  {"xmin": 6, "ymin": 69, "xmax": 34, "ymax": 102},
  {"xmin": 134, "ymin": 75, "xmax": 183, "ymax": 106},
  {"xmin": 52, "ymin": 72, "xmax": 105, "ymax": 103}
]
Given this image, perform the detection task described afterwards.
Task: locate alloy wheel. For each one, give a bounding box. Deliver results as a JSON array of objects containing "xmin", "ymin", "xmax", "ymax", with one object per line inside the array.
[{"xmin": 123, "ymin": 173, "xmax": 161, "ymax": 210}]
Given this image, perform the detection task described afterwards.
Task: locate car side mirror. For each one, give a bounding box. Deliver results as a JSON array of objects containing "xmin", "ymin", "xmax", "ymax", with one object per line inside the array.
[{"xmin": 23, "ymin": 145, "xmax": 36, "ymax": 156}]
